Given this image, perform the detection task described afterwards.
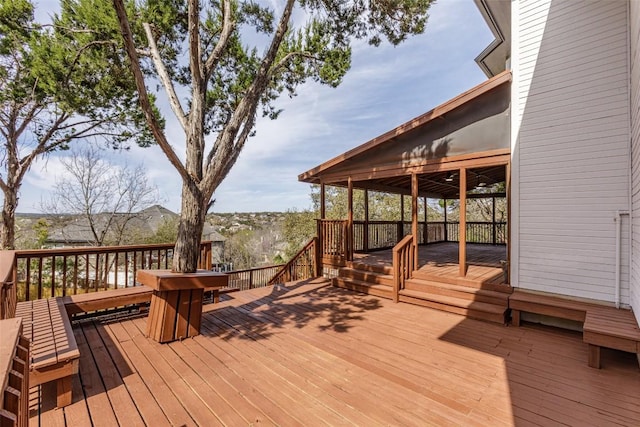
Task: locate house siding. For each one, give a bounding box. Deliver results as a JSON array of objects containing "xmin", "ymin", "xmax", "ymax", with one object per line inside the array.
[
  {"xmin": 630, "ymin": 0, "xmax": 640, "ymax": 315},
  {"xmin": 513, "ymin": 0, "xmax": 630, "ymax": 303}
]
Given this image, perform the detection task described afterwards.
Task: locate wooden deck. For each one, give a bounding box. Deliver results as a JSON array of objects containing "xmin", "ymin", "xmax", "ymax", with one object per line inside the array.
[
  {"xmin": 29, "ymin": 278, "xmax": 640, "ymax": 426},
  {"xmin": 354, "ymin": 242, "xmax": 507, "ymax": 285}
]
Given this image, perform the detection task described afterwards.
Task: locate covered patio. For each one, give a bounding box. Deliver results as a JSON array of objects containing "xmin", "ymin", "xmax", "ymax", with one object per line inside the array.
[
  {"xmin": 300, "ymin": 71, "xmax": 512, "ymax": 285},
  {"xmin": 31, "ymin": 279, "xmax": 640, "ymax": 426}
]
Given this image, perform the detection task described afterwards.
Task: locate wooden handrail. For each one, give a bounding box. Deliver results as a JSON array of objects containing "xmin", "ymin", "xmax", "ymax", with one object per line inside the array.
[
  {"xmin": 12, "ymin": 241, "xmax": 213, "ymax": 302},
  {"xmin": 392, "ymin": 235, "xmax": 415, "ymax": 303},
  {"xmin": 268, "ymin": 238, "xmax": 319, "ymax": 286},
  {"xmin": 0, "ymin": 318, "xmax": 29, "ymax": 426},
  {"xmin": 0, "ymin": 251, "xmax": 17, "ymax": 320}
]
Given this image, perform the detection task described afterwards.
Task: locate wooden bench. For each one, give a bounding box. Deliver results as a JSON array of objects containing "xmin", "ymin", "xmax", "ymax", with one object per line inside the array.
[
  {"xmin": 583, "ymin": 306, "xmax": 640, "ymax": 369},
  {"xmin": 509, "ymin": 289, "xmax": 640, "ymax": 368},
  {"xmin": 509, "ymin": 290, "xmax": 591, "ymax": 326},
  {"xmin": 14, "ymin": 298, "xmax": 79, "ymax": 408},
  {"xmin": 0, "ymin": 318, "xmax": 30, "ymax": 427},
  {"xmin": 62, "ymin": 285, "xmax": 153, "ymax": 316}
]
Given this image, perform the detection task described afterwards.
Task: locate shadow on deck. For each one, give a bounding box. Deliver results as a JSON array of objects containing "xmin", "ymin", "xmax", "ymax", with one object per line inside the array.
[{"xmin": 31, "ymin": 278, "xmax": 640, "ymax": 426}]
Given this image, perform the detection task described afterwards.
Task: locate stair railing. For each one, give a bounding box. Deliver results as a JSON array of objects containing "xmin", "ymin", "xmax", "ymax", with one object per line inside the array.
[
  {"xmin": 392, "ymin": 235, "xmax": 415, "ymax": 303},
  {"xmin": 268, "ymin": 238, "xmax": 320, "ymax": 286}
]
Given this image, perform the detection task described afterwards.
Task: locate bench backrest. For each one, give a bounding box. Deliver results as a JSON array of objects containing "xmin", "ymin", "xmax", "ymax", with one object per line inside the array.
[{"xmin": 0, "ymin": 251, "xmax": 17, "ymax": 320}]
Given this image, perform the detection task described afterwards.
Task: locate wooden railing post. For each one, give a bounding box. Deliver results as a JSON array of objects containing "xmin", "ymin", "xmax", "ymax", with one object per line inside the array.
[
  {"xmin": 314, "ymin": 237, "xmax": 322, "ymax": 277},
  {"xmin": 392, "ymin": 235, "xmax": 414, "ymax": 304}
]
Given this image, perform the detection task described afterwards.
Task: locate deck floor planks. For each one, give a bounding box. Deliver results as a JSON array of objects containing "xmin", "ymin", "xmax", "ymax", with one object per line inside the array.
[
  {"xmin": 95, "ymin": 321, "xmax": 170, "ymax": 427},
  {"xmin": 197, "ymin": 315, "xmax": 379, "ymax": 426},
  {"xmin": 202, "ymin": 302, "xmax": 417, "ymax": 426},
  {"xmin": 80, "ymin": 322, "xmax": 146, "ymax": 427},
  {"xmin": 123, "ymin": 317, "xmax": 225, "ymax": 426},
  {"xmin": 223, "ymin": 286, "xmax": 501, "ymax": 426},
  {"xmin": 74, "ymin": 323, "xmax": 120, "ymax": 427},
  {"xmin": 200, "ymin": 311, "xmax": 358, "ymax": 426},
  {"xmin": 126, "ymin": 320, "xmax": 250, "ymax": 426},
  {"xmin": 107, "ymin": 320, "xmax": 197, "ymax": 426},
  {"xmin": 207, "ymin": 300, "xmax": 438, "ymax": 426},
  {"xmin": 29, "ymin": 278, "xmax": 640, "ymax": 426}
]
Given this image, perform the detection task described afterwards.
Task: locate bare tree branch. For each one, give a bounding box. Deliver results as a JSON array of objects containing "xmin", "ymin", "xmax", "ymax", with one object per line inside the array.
[
  {"xmin": 143, "ymin": 22, "xmax": 187, "ymax": 131},
  {"xmin": 112, "ymin": 0, "xmax": 192, "ymax": 185},
  {"xmin": 203, "ymin": 0, "xmax": 234, "ymax": 81},
  {"xmin": 201, "ymin": 0, "xmax": 296, "ymax": 197}
]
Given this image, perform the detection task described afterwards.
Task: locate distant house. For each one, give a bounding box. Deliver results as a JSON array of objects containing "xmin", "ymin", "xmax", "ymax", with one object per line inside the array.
[
  {"xmin": 45, "ymin": 204, "xmax": 226, "ymax": 263},
  {"xmin": 300, "ymin": 0, "xmax": 640, "ymax": 326}
]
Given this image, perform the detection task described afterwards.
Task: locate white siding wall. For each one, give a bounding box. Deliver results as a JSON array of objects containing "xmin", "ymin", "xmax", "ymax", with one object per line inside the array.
[
  {"xmin": 512, "ymin": 0, "xmax": 630, "ymax": 303},
  {"xmin": 630, "ymin": 0, "xmax": 640, "ymax": 315}
]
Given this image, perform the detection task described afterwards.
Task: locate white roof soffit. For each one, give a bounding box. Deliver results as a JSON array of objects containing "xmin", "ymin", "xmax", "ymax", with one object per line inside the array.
[{"xmin": 473, "ymin": 0, "xmax": 511, "ymax": 78}]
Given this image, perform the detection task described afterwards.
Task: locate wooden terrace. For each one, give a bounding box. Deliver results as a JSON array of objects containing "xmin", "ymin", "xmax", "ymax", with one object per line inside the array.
[
  {"xmin": 31, "ymin": 278, "xmax": 640, "ymax": 426},
  {"xmin": 353, "ymin": 242, "xmax": 507, "ymax": 286}
]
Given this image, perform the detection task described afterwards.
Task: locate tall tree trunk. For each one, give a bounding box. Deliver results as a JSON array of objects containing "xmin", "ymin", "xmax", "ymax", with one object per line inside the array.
[
  {"xmin": 172, "ymin": 180, "xmax": 206, "ymax": 272},
  {"xmin": 1, "ymin": 186, "xmax": 18, "ymax": 250}
]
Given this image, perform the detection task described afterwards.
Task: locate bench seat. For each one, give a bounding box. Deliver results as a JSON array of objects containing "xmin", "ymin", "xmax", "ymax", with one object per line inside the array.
[
  {"xmin": 509, "ymin": 289, "xmax": 640, "ymax": 369},
  {"xmin": 62, "ymin": 285, "xmax": 153, "ymax": 316},
  {"xmin": 15, "ymin": 298, "xmax": 79, "ymax": 407},
  {"xmin": 583, "ymin": 306, "xmax": 640, "ymax": 368}
]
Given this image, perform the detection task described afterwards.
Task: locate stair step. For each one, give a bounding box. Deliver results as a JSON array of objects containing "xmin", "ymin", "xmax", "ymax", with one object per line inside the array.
[
  {"xmin": 348, "ymin": 261, "xmax": 393, "ymax": 275},
  {"xmin": 333, "ymin": 277, "xmax": 392, "ymax": 299},
  {"xmin": 404, "ymin": 278, "xmax": 509, "ymax": 306},
  {"xmin": 398, "ymin": 289, "xmax": 506, "ymax": 324},
  {"xmin": 412, "ymin": 270, "xmax": 512, "ymax": 293},
  {"xmin": 338, "ymin": 267, "xmax": 393, "ymax": 286}
]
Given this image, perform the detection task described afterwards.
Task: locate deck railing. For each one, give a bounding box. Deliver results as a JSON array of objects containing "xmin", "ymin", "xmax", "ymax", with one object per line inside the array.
[
  {"xmin": 12, "ymin": 241, "xmax": 213, "ymax": 302},
  {"xmin": 225, "ymin": 264, "xmax": 285, "ymax": 291},
  {"xmin": 269, "ymin": 238, "xmax": 319, "ymax": 285},
  {"xmin": 445, "ymin": 222, "xmax": 507, "ymax": 245},
  {"xmin": 317, "ymin": 220, "xmax": 349, "ymax": 266},
  {"xmin": 392, "ymin": 235, "xmax": 415, "ymax": 303},
  {"xmin": 351, "ymin": 220, "xmax": 505, "ymax": 252},
  {"xmin": 0, "ymin": 251, "xmax": 17, "ymax": 320}
]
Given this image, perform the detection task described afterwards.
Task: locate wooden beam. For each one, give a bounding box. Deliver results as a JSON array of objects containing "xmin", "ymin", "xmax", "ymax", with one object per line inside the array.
[
  {"xmin": 320, "ymin": 182, "xmax": 326, "ymax": 219},
  {"xmin": 459, "ymin": 168, "xmax": 467, "ymax": 277},
  {"xmin": 308, "ymin": 150, "xmax": 511, "ymax": 184},
  {"xmin": 364, "ymin": 189, "xmax": 369, "ymax": 252},
  {"xmin": 506, "ymin": 162, "xmax": 511, "ymax": 284},
  {"xmin": 412, "ymin": 174, "xmax": 419, "ymax": 268},
  {"xmin": 347, "ymin": 177, "xmax": 353, "ymax": 261}
]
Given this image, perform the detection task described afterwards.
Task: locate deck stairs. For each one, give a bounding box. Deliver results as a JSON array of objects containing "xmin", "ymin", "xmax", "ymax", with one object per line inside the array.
[{"xmin": 333, "ymin": 261, "xmax": 512, "ymax": 324}]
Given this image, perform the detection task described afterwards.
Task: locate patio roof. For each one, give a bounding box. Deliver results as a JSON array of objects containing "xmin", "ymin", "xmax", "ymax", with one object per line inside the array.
[{"xmin": 299, "ymin": 71, "xmax": 511, "ymax": 199}]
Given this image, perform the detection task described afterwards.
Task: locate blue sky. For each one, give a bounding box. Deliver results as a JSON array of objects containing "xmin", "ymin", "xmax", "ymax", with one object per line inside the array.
[{"xmin": 20, "ymin": 0, "xmax": 493, "ymax": 213}]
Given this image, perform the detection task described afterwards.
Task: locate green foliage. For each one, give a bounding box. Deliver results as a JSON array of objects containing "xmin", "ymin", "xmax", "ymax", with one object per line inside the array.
[
  {"xmin": 282, "ymin": 208, "xmax": 317, "ymax": 259},
  {"xmin": 145, "ymin": 217, "xmax": 180, "ymax": 244},
  {"xmin": 33, "ymin": 219, "xmax": 49, "ymax": 248}
]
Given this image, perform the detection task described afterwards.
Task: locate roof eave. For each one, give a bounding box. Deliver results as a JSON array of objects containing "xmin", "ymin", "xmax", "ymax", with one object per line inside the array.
[{"xmin": 299, "ymin": 70, "xmax": 512, "ymax": 184}]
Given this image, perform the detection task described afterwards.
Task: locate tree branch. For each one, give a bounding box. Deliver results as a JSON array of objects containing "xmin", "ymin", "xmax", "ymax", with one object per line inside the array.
[
  {"xmin": 112, "ymin": 0, "xmax": 192, "ymax": 185},
  {"xmin": 188, "ymin": 0, "xmax": 203, "ymax": 85},
  {"xmin": 143, "ymin": 23, "xmax": 187, "ymax": 131},
  {"xmin": 201, "ymin": 0, "xmax": 296, "ymax": 196},
  {"xmin": 203, "ymin": 0, "xmax": 234, "ymax": 81}
]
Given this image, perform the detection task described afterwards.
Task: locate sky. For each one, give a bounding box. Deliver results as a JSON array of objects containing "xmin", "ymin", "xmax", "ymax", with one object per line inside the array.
[{"xmin": 19, "ymin": 0, "xmax": 494, "ymax": 214}]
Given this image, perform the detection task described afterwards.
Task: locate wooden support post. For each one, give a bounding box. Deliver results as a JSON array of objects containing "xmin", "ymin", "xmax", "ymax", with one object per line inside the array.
[
  {"xmin": 459, "ymin": 168, "xmax": 467, "ymax": 277},
  {"xmin": 588, "ymin": 344, "xmax": 601, "ymax": 369},
  {"xmin": 364, "ymin": 189, "xmax": 369, "ymax": 252},
  {"xmin": 399, "ymin": 194, "xmax": 405, "ymax": 243},
  {"xmin": 412, "ymin": 174, "xmax": 419, "ymax": 269},
  {"xmin": 443, "ymin": 198, "xmax": 448, "ymax": 242},
  {"xmin": 347, "ymin": 177, "xmax": 354, "ymax": 261},
  {"xmin": 492, "ymin": 195, "xmax": 497, "ymax": 245},
  {"xmin": 506, "ymin": 162, "xmax": 511, "ymax": 284},
  {"xmin": 423, "ymin": 196, "xmax": 428, "ymax": 244},
  {"xmin": 320, "ymin": 182, "xmax": 326, "ymax": 220}
]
